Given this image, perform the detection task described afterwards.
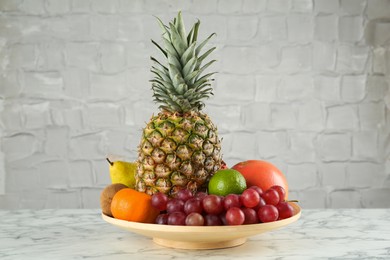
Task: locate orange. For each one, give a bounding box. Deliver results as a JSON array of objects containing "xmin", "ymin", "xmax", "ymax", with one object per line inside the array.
[
  {"xmin": 231, "ymin": 160, "xmax": 289, "ymax": 200},
  {"xmin": 110, "ymin": 188, "xmax": 159, "ymax": 223}
]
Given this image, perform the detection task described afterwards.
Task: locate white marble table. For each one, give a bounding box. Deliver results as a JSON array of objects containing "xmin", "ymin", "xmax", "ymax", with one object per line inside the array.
[{"xmin": 0, "ymin": 208, "xmax": 389, "ymax": 259}]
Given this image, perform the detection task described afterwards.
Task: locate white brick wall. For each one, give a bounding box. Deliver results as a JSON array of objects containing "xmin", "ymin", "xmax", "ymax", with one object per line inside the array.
[{"xmin": 0, "ymin": 0, "xmax": 389, "ymax": 209}]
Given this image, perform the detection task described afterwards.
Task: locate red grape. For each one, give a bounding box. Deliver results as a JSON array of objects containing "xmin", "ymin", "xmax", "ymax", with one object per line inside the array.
[
  {"xmin": 202, "ymin": 195, "xmax": 224, "ymax": 215},
  {"xmin": 204, "ymin": 214, "xmax": 222, "ymax": 226},
  {"xmin": 185, "ymin": 213, "xmax": 204, "ymax": 226},
  {"xmin": 225, "ymin": 207, "xmax": 245, "ymax": 225},
  {"xmin": 184, "ymin": 198, "xmax": 203, "ymax": 215},
  {"xmin": 220, "ymin": 213, "xmax": 227, "ymax": 225},
  {"xmin": 176, "ymin": 189, "xmax": 193, "ymax": 202},
  {"xmin": 253, "ymin": 197, "xmax": 266, "ymax": 212},
  {"xmin": 223, "ymin": 194, "xmax": 241, "ymax": 210},
  {"xmin": 151, "ymin": 192, "xmax": 168, "ymax": 211},
  {"xmin": 262, "ymin": 189, "xmax": 280, "ymax": 206},
  {"xmin": 248, "ymin": 186, "xmax": 263, "ymax": 196},
  {"xmin": 155, "ymin": 213, "xmax": 168, "ymax": 224},
  {"xmin": 195, "ymin": 192, "xmax": 207, "ymax": 200},
  {"xmin": 242, "ymin": 208, "xmax": 258, "ymax": 224},
  {"xmin": 166, "ymin": 198, "xmax": 184, "ymax": 213},
  {"xmin": 276, "ymin": 201, "xmax": 294, "ymax": 220},
  {"xmin": 167, "ymin": 212, "xmax": 186, "ymax": 225},
  {"xmin": 241, "ymin": 188, "xmax": 260, "ymax": 208},
  {"xmin": 259, "ymin": 197, "xmax": 266, "ymax": 207},
  {"xmin": 270, "ymin": 185, "xmax": 286, "ymax": 202},
  {"xmin": 258, "ymin": 205, "xmax": 279, "ymax": 223}
]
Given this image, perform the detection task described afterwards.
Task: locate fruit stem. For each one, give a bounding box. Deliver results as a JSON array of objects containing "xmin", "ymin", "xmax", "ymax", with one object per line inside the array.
[
  {"xmin": 106, "ymin": 158, "xmax": 114, "ymax": 166},
  {"xmin": 287, "ymin": 200, "xmax": 299, "ymax": 203}
]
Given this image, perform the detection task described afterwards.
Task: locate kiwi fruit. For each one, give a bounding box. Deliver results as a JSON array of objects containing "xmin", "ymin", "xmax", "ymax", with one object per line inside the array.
[{"xmin": 100, "ymin": 183, "xmax": 128, "ymax": 216}]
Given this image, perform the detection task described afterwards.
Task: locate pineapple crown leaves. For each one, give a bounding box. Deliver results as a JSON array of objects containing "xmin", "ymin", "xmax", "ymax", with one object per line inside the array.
[{"xmin": 150, "ymin": 11, "xmax": 216, "ymax": 113}]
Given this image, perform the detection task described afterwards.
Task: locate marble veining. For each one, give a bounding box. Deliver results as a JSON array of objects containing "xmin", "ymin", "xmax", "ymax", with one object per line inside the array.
[{"xmin": 1, "ymin": 209, "xmax": 390, "ymax": 259}]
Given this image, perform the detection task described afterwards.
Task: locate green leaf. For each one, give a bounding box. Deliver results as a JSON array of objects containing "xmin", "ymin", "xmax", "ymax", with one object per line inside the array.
[
  {"xmin": 187, "ymin": 19, "xmax": 200, "ymax": 45},
  {"xmin": 183, "ymin": 88, "xmax": 195, "ymax": 98},
  {"xmin": 180, "ymin": 41, "xmax": 196, "ymax": 66},
  {"xmin": 153, "ymin": 92, "xmax": 169, "ymax": 100},
  {"xmin": 150, "ymin": 57, "xmax": 168, "ymax": 71},
  {"xmin": 195, "ymin": 60, "xmax": 216, "ymax": 81},
  {"xmin": 175, "ymin": 11, "xmax": 187, "ymax": 43},
  {"xmin": 155, "ymin": 16, "xmax": 171, "ymax": 40},
  {"xmin": 169, "ymin": 22, "xmax": 187, "ymax": 55},
  {"xmin": 151, "ymin": 78, "xmax": 175, "ymax": 93},
  {"xmin": 151, "ymin": 69, "xmax": 163, "ymax": 80},
  {"xmin": 167, "ymin": 52, "xmax": 182, "ymax": 70},
  {"xmin": 159, "ymin": 105, "xmax": 172, "ymax": 112},
  {"xmin": 193, "ymin": 101, "xmax": 205, "ymax": 111},
  {"xmin": 195, "ymin": 83, "xmax": 213, "ymax": 93},
  {"xmin": 162, "ymin": 38, "xmax": 179, "ymax": 57},
  {"xmin": 168, "ymin": 63, "xmax": 181, "ymax": 81},
  {"xmin": 168, "ymin": 63, "xmax": 186, "ymax": 88},
  {"xmin": 184, "ymin": 69, "xmax": 199, "ymax": 83},
  {"xmin": 151, "ymin": 40, "xmax": 167, "ymax": 58},
  {"xmin": 151, "ymin": 13, "xmax": 217, "ymax": 113},
  {"xmin": 195, "ymin": 33, "xmax": 216, "ymax": 56},
  {"xmin": 153, "ymin": 88, "xmax": 184, "ymax": 111},
  {"xmin": 172, "ymin": 73, "xmax": 186, "ymax": 90},
  {"xmin": 195, "ymin": 72, "xmax": 216, "ymax": 82},
  {"xmin": 182, "ymin": 56, "xmax": 197, "ymax": 78},
  {"xmin": 151, "ymin": 82, "xmax": 167, "ymax": 92},
  {"xmin": 166, "ymin": 96, "xmax": 184, "ymax": 111},
  {"xmin": 151, "ymin": 66, "xmax": 171, "ymax": 83},
  {"xmin": 196, "ymin": 47, "xmax": 216, "ymax": 70},
  {"xmin": 199, "ymin": 93, "xmax": 212, "ymax": 99},
  {"xmin": 178, "ymin": 99, "xmax": 191, "ymax": 111},
  {"xmin": 152, "ymin": 91, "xmax": 167, "ymax": 100},
  {"xmin": 176, "ymin": 83, "xmax": 188, "ymax": 95},
  {"xmin": 152, "ymin": 90, "xmax": 168, "ymax": 98},
  {"xmin": 193, "ymin": 76, "xmax": 210, "ymax": 89}
]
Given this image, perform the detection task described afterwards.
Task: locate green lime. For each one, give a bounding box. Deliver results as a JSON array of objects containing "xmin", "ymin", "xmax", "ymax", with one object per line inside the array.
[{"xmin": 208, "ymin": 169, "xmax": 247, "ymax": 196}]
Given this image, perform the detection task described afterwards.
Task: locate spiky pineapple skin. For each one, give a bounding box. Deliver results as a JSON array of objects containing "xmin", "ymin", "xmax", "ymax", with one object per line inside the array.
[{"xmin": 136, "ymin": 110, "xmax": 222, "ymax": 196}]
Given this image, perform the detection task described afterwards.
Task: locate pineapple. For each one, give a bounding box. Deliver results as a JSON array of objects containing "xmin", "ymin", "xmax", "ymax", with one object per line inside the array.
[{"xmin": 135, "ymin": 12, "xmax": 223, "ymax": 196}]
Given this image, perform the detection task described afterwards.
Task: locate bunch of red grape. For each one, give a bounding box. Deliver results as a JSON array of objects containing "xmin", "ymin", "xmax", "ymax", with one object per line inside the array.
[{"xmin": 151, "ymin": 185, "xmax": 295, "ymax": 226}]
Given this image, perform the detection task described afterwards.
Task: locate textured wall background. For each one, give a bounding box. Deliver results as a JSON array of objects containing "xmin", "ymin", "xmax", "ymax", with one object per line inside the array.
[{"xmin": 0, "ymin": 0, "xmax": 389, "ymax": 209}]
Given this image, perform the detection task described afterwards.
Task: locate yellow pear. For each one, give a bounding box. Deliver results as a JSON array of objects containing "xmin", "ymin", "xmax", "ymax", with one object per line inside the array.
[
  {"xmin": 106, "ymin": 158, "xmax": 136, "ymax": 188},
  {"xmin": 100, "ymin": 183, "xmax": 128, "ymax": 216}
]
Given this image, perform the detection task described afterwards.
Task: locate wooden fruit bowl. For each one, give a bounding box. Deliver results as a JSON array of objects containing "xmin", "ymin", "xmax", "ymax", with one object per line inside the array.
[{"xmin": 102, "ymin": 202, "xmax": 301, "ymax": 250}]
